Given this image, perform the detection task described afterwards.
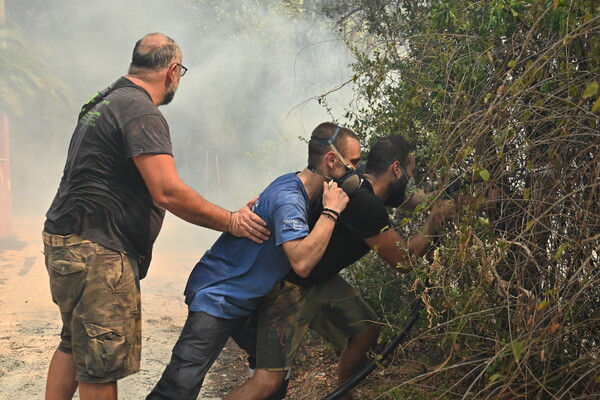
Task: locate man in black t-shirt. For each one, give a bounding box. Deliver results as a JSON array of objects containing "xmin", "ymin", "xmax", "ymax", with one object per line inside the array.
[
  {"xmin": 43, "ymin": 33, "xmax": 269, "ymax": 400},
  {"xmin": 226, "ymin": 135, "xmax": 457, "ymax": 400}
]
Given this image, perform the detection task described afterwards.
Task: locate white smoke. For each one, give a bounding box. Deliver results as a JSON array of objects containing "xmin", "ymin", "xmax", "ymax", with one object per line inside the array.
[{"xmin": 8, "ymin": 0, "xmax": 354, "ymax": 217}]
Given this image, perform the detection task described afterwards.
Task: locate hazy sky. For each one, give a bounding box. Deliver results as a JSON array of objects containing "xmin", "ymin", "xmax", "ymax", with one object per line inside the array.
[{"xmin": 6, "ymin": 0, "xmax": 355, "ymax": 219}]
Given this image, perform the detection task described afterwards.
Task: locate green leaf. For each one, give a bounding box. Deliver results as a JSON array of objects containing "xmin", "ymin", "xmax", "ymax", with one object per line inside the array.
[
  {"xmin": 479, "ymin": 169, "xmax": 490, "ymax": 181},
  {"xmin": 508, "ymin": 60, "xmax": 517, "ymax": 68},
  {"xmin": 537, "ymin": 300, "xmax": 550, "ymax": 311},
  {"xmin": 584, "ymin": 13, "xmax": 593, "ymax": 24},
  {"xmin": 512, "ymin": 341, "xmax": 524, "ymax": 362},
  {"xmin": 582, "ymin": 82, "xmax": 598, "ymax": 99},
  {"xmin": 489, "ymin": 373, "xmax": 502, "ymax": 383},
  {"xmin": 552, "ymin": 243, "xmax": 569, "ymax": 261},
  {"xmin": 592, "ymin": 97, "xmax": 600, "ymax": 113},
  {"xmin": 525, "ymin": 220, "xmax": 535, "ymax": 231},
  {"xmin": 462, "ymin": 146, "xmax": 474, "ymax": 159}
]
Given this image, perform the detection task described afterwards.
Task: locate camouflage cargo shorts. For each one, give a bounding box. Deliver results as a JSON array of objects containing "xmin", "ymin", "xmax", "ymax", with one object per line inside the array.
[
  {"xmin": 256, "ymin": 274, "xmax": 378, "ymax": 370},
  {"xmin": 43, "ymin": 232, "xmax": 141, "ymax": 383}
]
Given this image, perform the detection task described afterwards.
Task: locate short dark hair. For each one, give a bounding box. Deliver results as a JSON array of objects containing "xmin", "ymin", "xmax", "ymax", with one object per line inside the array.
[
  {"xmin": 307, "ymin": 122, "xmax": 358, "ymax": 167},
  {"xmin": 364, "ymin": 135, "xmax": 411, "ymax": 176},
  {"xmin": 129, "ymin": 33, "xmax": 181, "ymax": 72}
]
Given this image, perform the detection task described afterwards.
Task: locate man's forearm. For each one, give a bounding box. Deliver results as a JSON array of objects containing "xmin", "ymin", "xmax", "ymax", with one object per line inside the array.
[
  {"xmin": 283, "ymin": 214, "xmax": 337, "ymax": 277},
  {"xmin": 406, "ymin": 206, "xmax": 448, "ymax": 259},
  {"xmin": 133, "ymin": 153, "xmax": 231, "ymax": 232},
  {"xmin": 160, "ymin": 183, "xmax": 230, "ymax": 231}
]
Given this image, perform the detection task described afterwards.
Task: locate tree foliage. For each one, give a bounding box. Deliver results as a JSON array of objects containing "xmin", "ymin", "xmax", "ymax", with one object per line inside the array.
[
  {"xmin": 0, "ymin": 26, "xmax": 72, "ymax": 118},
  {"xmin": 327, "ymin": 0, "xmax": 600, "ymax": 398}
]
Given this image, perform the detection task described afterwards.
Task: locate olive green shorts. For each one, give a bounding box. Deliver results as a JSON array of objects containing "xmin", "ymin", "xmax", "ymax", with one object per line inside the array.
[
  {"xmin": 43, "ymin": 232, "xmax": 141, "ymax": 383},
  {"xmin": 256, "ymin": 274, "xmax": 378, "ymax": 370}
]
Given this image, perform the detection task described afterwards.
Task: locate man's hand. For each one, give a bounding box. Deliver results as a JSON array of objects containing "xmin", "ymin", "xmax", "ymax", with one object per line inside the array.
[
  {"xmin": 281, "ymin": 182, "xmax": 349, "ymax": 278},
  {"xmin": 455, "ymin": 185, "xmax": 501, "ymax": 213},
  {"xmin": 229, "ymin": 197, "xmax": 270, "ymax": 243},
  {"xmin": 321, "ymin": 181, "xmax": 349, "ymax": 215},
  {"xmin": 429, "ymin": 199, "xmax": 455, "ymax": 225}
]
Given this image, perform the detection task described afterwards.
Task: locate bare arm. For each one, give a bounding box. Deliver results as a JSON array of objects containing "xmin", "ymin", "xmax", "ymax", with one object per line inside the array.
[
  {"xmin": 402, "ymin": 188, "xmax": 441, "ymax": 211},
  {"xmin": 282, "ymin": 182, "xmax": 348, "ymax": 277},
  {"xmin": 365, "ymin": 199, "xmax": 454, "ymax": 273},
  {"xmin": 133, "ymin": 153, "xmax": 269, "ymax": 243}
]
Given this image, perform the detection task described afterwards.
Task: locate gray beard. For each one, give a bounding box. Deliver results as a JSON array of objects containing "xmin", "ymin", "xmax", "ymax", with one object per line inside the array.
[{"xmin": 162, "ymin": 89, "xmax": 176, "ymax": 105}]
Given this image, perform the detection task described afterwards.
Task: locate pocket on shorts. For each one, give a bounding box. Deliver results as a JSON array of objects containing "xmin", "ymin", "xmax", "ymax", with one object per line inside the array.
[
  {"xmin": 83, "ymin": 318, "xmax": 133, "ymax": 377},
  {"xmin": 48, "ymin": 246, "xmax": 88, "ymax": 275}
]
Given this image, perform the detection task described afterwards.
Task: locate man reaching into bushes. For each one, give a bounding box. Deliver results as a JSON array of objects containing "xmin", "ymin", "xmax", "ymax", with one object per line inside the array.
[{"xmin": 225, "ymin": 135, "xmax": 459, "ymax": 400}]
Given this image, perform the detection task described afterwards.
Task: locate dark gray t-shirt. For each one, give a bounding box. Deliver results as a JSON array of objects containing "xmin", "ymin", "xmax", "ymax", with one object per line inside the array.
[{"xmin": 45, "ymin": 77, "xmax": 172, "ymax": 277}]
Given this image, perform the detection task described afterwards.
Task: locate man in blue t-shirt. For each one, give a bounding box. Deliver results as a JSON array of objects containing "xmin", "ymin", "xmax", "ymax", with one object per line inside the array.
[{"xmin": 147, "ymin": 122, "xmax": 362, "ymax": 400}]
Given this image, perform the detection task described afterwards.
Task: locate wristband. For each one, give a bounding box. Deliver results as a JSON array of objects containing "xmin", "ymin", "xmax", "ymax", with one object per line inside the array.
[
  {"xmin": 321, "ymin": 210, "xmax": 338, "ymax": 223},
  {"xmin": 227, "ymin": 211, "xmax": 234, "ymax": 232},
  {"xmin": 322, "ymin": 208, "xmax": 340, "ymax": 219}
]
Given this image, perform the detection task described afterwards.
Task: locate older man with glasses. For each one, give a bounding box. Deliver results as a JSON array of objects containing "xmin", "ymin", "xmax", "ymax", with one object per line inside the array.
[{"xmin": 42, "ymin": 32, "xmax": 268, "ymax": 400}]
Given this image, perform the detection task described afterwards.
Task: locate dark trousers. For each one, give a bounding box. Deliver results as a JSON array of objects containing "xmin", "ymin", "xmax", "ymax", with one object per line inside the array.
[{"xmin": 147, "ymin": 311, "xmax": 256, "ymax": 400}]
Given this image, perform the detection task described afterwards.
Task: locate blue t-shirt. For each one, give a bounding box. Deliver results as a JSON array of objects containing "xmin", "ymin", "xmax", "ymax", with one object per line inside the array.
[{"xmin": 184, "ymin": 172, "xmax": 310, "ymax": 319}]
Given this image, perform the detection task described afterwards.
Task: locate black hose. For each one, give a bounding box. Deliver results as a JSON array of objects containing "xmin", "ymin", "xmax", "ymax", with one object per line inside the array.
[{"xmin": 319, "ymin": 297, "xmax": 424, "ymax": 400}]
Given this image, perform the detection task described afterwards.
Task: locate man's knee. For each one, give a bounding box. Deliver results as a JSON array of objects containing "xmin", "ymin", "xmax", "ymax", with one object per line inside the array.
[
  {"xmin": 367, "ymin": 323, "xmax": 381, "ymax": 339},
  {"xmin": 251, "ymin": 369, "xmax": 288, "ymax": 396},
  {"xmin": 78, "ymin": 381, "xmax": 117, "ymax": 400},
  {"xmin": 351, "ymin": 324, "xmax": 380, "ymax": 347}
]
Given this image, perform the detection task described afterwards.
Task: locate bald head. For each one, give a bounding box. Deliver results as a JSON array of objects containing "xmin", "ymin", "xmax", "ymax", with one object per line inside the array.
[{"xmin": 128, "ymin": 33, "xmax": 182, "ymax": 79}]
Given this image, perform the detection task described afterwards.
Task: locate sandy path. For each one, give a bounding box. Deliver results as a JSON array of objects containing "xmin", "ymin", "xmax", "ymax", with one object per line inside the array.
[{"xmin": 0, "ymin": 216, "xmax": 245, "ymax": 400}]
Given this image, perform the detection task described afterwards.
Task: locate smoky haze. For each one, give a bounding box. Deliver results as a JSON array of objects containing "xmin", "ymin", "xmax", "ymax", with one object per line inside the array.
[{"xmin": 6, "ymin": 0, "xmax": 355, "ymax": 250}]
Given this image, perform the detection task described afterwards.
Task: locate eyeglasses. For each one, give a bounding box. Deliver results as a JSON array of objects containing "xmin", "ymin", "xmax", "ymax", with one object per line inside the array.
[{"xmin": 176, "ymin": 63, "xmax": 188, "ymax": 77}]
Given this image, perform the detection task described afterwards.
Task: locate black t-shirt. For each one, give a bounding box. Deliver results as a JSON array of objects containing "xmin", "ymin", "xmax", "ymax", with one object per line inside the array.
[
  {"xmin": 285, "ymin": 179, "xmax": 390, "ymax": 286},
  {"xmin": 44, "ymin": 77, "xmax": 172, "ymax": 277}
]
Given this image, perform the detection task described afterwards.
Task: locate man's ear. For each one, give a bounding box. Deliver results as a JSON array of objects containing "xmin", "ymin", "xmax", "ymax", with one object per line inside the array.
[
  {"xmin": 165, "ymin": 64, "xmax": 177, "ymax": 84},
  {"xmin": 324, "ymin": 151, "xmax": 337, "ymax": 168}
]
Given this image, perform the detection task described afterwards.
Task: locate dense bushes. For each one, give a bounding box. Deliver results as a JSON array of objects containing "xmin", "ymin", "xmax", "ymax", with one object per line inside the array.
[{"xmin": 328, "ymin": 1, "xmax": 600, "ymax": 398}]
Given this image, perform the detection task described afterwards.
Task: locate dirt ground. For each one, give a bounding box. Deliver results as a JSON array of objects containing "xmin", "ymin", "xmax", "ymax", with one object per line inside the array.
[
  {"xmin": 0, "ymin": 215, "xmax": 235, "ymax": 400},
  {"xmin": 0, "ymin": 215, "xmax": 420, "ymax": 400}
]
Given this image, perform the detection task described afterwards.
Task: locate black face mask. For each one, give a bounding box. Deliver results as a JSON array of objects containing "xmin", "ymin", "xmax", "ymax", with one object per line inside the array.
[
  {"xmin": 384, "ymin": 172, "xmax": 409, "ymax": 208},
  {"xmin": 333, "ymin": 164, "xmax": 364, "ymax": 195}
]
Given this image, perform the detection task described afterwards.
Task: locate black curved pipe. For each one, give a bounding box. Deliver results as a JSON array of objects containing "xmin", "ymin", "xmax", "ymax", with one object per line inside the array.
[{"xmin": 319, "ymin": 297, "xmax": 424, "ymax": 400}]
